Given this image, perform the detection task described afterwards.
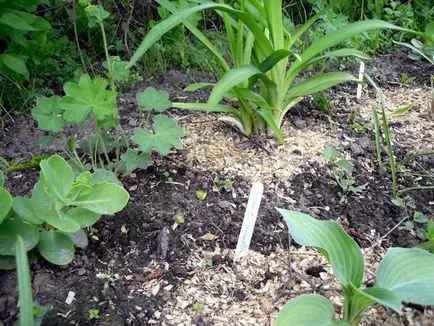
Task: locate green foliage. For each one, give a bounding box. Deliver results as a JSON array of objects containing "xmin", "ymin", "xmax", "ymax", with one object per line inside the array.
[
  {"xmin": 0, "ymin": 155, "xmax": 129, "ymax": 267},
  {"xmin": 323, "ymin": 146, "xmax": 366, "ymax": 196},
  {"xmin": 88, "ymin": 309, "xmax": 100, "ymax": 320},
  {"xmin": 128, "ymin": 0, "xmax": 401, "ymax": 141},
  {"xmin": 313, "ymin": 92, "xmax": 334, "ymax": 115},
  {"xmin": 276, "ymin": 209, "xmax": 434, "ymax": 325}
]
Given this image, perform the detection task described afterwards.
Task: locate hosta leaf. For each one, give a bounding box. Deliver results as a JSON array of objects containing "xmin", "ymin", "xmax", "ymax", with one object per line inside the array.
[
  {"xmin": 278, "ymin": 209, "xmax": 364, "ymax": 288},
  {"xmin": 0, "ymin": 216, "xmax": 40, "ymax": 256},
  {"xmin": 120, "ymin": 149, "xmax": 151, "ymax": 174},
  {"xmin": 32, "ymin": 96, "xmax": 65, "ymax": 132},
  {"xmin": 43, "ymin": 210, "xmax": 82, "ymax": 233},
  {"xmin": 38, "ymin": 230, "xmax": 75, "ymax": 265},
  {"xmin": 0, "ymin": 54, "xmax": 29, "ymax": 79},
  {"xmin": 348, "ymin": 286, "xmax": 402, "ymax": 322},
  {"xmin": 64, "ymin": 229, "xmax": 88, "ymax": 249},
  {"xmin": 70, "ymin": 183, "xmax": 129, "ymax": 215},
  {"xmin": 136, "ymin": 87, "xmax": 172, "ymax": 112},
  {"xmin": 277, "ymin": 294, "xmax": 340, "ymax": 326},
  {"xmin": 40, "ymin": 155, "xmax": 74, "ymax": 203},
  {"xmin": 132, "ymin": 115, "xmax": 185, "ymax": 156},
  {"xmin": 64, "ymin": 207, "xmax": 100, "ymax": 228},
  {"xmin": 376, "ymin": 248, "xmax": 434, "ymax": 305},
  {"xmin": 0, "ymin": 187, "xmax": 12, "ymax": 223},
  {"xmin": 59, "ymin": 74, "xmax": 116, "ymax": 124}
]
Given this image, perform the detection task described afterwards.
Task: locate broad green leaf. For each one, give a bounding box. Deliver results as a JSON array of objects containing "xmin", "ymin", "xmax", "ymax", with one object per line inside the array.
[
  {"xmin": 0, "ymin": 171, "xmax": 4, "ymax": 187},
  {"xmin": 132, "ymin": 115, "xmax": 185, "ymax": 156},
  {"xmin": 67, "ymin": 184, "xmax": 93, "ymax": 202},
  {"xmin": 43, "ymin": 210, "xmax": 81, "ymax": 233},
  {"xmin": 64, "ymin": 229, "xmax": 88, "ymax": 249},
  {"xmin": 13, "ymin": 182, "xmax": 53, "ymax": 225},
  {"xmin": 85, "ymin": 4, "xmax": 110, "ymax": 27},
  {"xmin": 136, "ymin": 87, "xmax": 171, "ymax": 112},
  {"xmin": 0, "ymin": 187, "xmax": 12, "ymax": 223},
  {"xmin": 347, "ymin": 286, "xmax": 402, "ymax": 323},
  {"xmin": 70, "ymin": 183, "xmax": 129, "ymax": 215},
  {"xmin": 0, "ymin": 255, "xmax": 16, "ymax": 270},
  {"xmin": 40, "ymin": 155, "xmax": 74, "ymax": 203},
  {"xmin": 64, "ymin": 207, "xmax": 100, "ymax": 228},
  {"xmin": 278, "ymin": 209, "xmax": 364, "ymax": 287},
  {"xmin": 377, "ymin": 248, "xmax": 434, "ymax": 305},
  {"xmin": 277, "ymin": 294, "xmax": 340, "ymax": 326},
  {"xmin": 120, "ymin": 150, "xmax": 150, "ymax": 174},
  {"xmin": 208, "ymin": 65, "xmax": 261, "ymax": 106},
  {"xmin": 38, "ymin": 230, "xmax": 75, "ymax": 265},
  {"xmin": 0, "ymin": 216, "xmax": 40, "ymax": 256},
  {"xmin": 59, "ymin": 74, "xmax": 117, "ymax": 124},
  {"xmin": 91, "ymin": 169, "xmax": 121, "ymax": 185},
  {"xmin": 109, "ymin": 59, "xmax": 130, "ymax": 82},
  {"xmin": 307, "ymin": 48, "xmax": 370, "ymax": 66},
  {"xmin": 32, "ymin": 96, "xmax": 65, "ymax": 132},
  {"xmin": 0, "ymin": 13, "xmax": 37, "ymax": 31},
  {"xmin": 16, "ymin": 236, "xmax": 33, "ymax": 326},
  {"xmin": 0, "ymin": 54, "xmax": 29, "ymax": 79},
  {"xmin": 336, "ymin": 160, "xmax": 353, "ymax": 175},
  {"xmin": 286, "ymin": 72, "xmax": 358, "ymax": 99}
]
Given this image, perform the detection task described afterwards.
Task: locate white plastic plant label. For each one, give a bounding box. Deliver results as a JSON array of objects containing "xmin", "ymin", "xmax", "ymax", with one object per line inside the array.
[
  {"xmin": 234, "ymin": 181, "xmax": 264, "ymax": 260},
  {"xmin": 357, "ymin": 61, "xmax": 365, "ymax": 99}
]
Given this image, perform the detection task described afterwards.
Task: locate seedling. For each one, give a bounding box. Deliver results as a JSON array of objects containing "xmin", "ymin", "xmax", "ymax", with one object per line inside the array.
[
  {"xmin": 313, "ymin": 92, "xmax": 334, "ymax": 116},
  {"xmin": 88, "ymin": 309, "xmax": 100, "ymax": 320},
  {"xmin": 196, "ymin": 190, "xmax": 207, "ymax": 201},
  {"xmin": 276, "ymin": 209, "xmax": 434, "ymax": 326},
  {"xmin": 399, "ymin": 73, "xmax": 416, "ymax": 87},
  {"xmin": 213, "ymin": 176, "xmax": 232, "ymax": 192},
  {"xmin": 323, "ymin": 147, "xmax": 366, "ymax": 197},
  {"xmin": 191, "ymin": 302, "xmax": 205, "ymax": 313}
]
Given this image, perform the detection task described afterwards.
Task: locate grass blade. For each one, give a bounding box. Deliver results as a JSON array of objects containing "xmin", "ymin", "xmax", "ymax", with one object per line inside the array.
[{"xmin": 16, "ymin": 235, "xmax": 34, "ymax": 326}]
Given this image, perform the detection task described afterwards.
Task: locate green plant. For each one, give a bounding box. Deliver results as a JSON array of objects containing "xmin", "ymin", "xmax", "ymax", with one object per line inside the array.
[
  {"xmin": 276, "ymin": 209, "xmax": 434, "ymax": 326},
  {"xmin": 395, "ymin": 22, "xmax": 434, "ymax": 65},
  {"xmin": 196, "ymin": 189, "xmax": 207, "ymax": 201},
  {"xmin": 192, "ymin": 301, "xmax": 205, "ymax": 313},
  {"xmin": 313, "ymin": 91, "xmax": 334, "ymax": 115},
  {"xmin": 350, "ymin": 122, "xmax": 372, "ymax": 133},
  {"xmin": 399, "ymin": 73, "xmax": 416, "ymax": 87},
  {"xmin": 16, "ymin": 236, "xmax": 51, "ymax": 325},
  {"xmin": 0, "ymin": 155, "xmax": 129, "ymax": 268},
  {"xmin": 323, "ymin": 146, "xmax": 366, "ymax": 197},
  {"xmin": 88, "ymin": 309, "xmax": 100, "ymax": 320},
  {"xmin": 213, "ymin": 176, "xmax": 232, "ymax": 192},
  {"xmin": 127, "ymin": 0, "xmax": 404, "ymax": 141}
]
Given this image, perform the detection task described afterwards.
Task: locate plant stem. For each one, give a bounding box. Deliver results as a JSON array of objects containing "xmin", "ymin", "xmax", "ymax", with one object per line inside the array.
[
  {"xmin": 372, "ymin": 107, "xmax": 382, "ymax": 166},
  {"xmin": 99, "ymin": 22, "xmax": 115, "ymax": 90},
  {"xmin": 72, "ymin": 0, "xmax": 88, "ymax": 74},
  {"xmin": 381, "ymin": 105, "xmax": 397, "ymax": 197}
]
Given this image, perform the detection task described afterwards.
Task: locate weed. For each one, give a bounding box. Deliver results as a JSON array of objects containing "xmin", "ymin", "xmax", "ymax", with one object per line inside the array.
[
  {"xmin": 88, "ymin": 309, "xmax": 100, "ymax": 320},
  {"xmin": 313, "ymin": 92, "xmax": 334, "ymax": 115}
]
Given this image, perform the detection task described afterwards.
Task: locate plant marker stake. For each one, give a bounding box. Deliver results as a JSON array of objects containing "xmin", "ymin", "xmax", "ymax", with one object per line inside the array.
[
  {"xmin": 234, "ymin": 182, "xmax": 264, "ymax": 261},
  {"xmin": 357, "ymin": 61, "xmax": 365, "ymax": 100}
]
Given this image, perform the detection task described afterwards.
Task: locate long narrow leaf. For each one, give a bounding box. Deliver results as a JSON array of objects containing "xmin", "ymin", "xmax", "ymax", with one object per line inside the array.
[
  {"xmin": 286, "ymin": 72, "xmax": 358, "ymax": 99},
  {"xmin": 16, "ymin": 236, "xmax": 34, "ymax": 326},
  {"xmin": 257, "ymin": 109, "xmax": 284, "ymax": 143}
]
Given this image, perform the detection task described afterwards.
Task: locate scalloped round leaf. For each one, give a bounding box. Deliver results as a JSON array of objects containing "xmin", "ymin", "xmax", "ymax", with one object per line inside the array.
[
  {"xmin": 136, "ymin": 87, "xmax": 171, "ymax": 112},
  {"xmin": 32, "ymin": 96, "xmax": 65, "ymax": 132},
  {"xmin": 0, "ymin": 216, "xmax": 40, "ymax": 256},
  {"xmin": 376, "ymin": 248, "xmax": 434, "ymax": 305},
  {"xmin": 277, "ymin": 209, "xmax": 364, "ymax": 288},
  {"xmin": 71, "ymin": 183, "xmax": 129, "ymax": 215},
  {"xmin": 120, "ymin": 150, "xmax": 150, "ymax": 174},
  {"xmin": 0, "ymin": 187, "xmax": 12, "ymax": 223},
  {"xmin": 38, "ymin": 230, "xmax": 75, "ymax": 265},
  {"xmin": 277, "ymin": 294, "xmax": 338, "ymax": 326},
  {"xmin": 132, "ymin": 115, "xmax": 185, "ymax": 156}
]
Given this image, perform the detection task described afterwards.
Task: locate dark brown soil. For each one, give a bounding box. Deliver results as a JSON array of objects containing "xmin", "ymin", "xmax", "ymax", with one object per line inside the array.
[{"xmin": 1, "ymin": 49, "xmax": 433, "ymax": 325}]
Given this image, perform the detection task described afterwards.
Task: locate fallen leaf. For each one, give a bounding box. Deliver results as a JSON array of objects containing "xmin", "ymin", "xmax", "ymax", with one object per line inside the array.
[{"xmin": 199, "ymin": 232, "xmax": 219, "ymax": 241}]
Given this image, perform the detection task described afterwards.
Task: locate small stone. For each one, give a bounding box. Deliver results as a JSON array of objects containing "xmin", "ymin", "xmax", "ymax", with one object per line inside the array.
[
  {"xmin": 77, "ymin": 268, "xmax": 86, "ymax": 276},
  {"xmin": 350, "ymin": 143, "xmax": 364, "ymax": 156}
]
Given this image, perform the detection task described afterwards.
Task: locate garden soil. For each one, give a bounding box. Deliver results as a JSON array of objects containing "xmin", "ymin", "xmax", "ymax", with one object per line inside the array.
[{"xmin": 0, "ymin": 50, "xmax": 433, "ymax": 325}]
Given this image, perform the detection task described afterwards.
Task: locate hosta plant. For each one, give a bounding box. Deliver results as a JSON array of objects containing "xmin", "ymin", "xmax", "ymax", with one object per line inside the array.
[
  {"xmin": 276, "ymin": 209, "xmax": 434, "ymax": 326},
  {"xmin": 0, "ymin": 155, "xmax": 129, "ymax": 268},
  {"xmin": 127, "ymin": 0, "xmax": 403, "ymax": 141}
]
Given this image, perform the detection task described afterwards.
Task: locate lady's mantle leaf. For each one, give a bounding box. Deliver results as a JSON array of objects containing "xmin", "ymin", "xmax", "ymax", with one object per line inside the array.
[
  {"xmin": 132, "ymin": 115, "xmax": 185, "ymax": 156},
  {"xmin": 136, "ymin": 87, "xmax": 171, "ymax": 112},
  {"xmin": 59, "ymin": 74, "xmax": 116, "ymax": 124},
  {"xmin": 120, "ymin": 149, "xmax": 151, "ymax": 174},
  {"xmin": 32, "ymin": 96, "xmax": 65, "ymax": 132}
]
